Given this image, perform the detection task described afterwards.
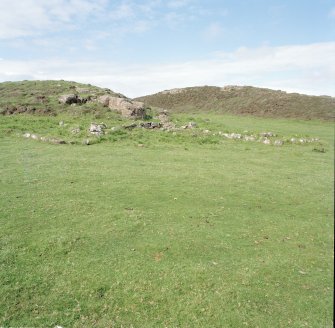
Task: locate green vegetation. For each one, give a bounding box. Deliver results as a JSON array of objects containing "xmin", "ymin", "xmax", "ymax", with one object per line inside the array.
[
  {"xmin": 0, "ymin": 81, "xmax": 333, "ymax": 327},
  {"xmin": 135, "ymin": 85, "xmax": 335, "ymax": 121},
  {"xmin": 0, "ymin": 80, "xmax": 121, "ymax": 116}
]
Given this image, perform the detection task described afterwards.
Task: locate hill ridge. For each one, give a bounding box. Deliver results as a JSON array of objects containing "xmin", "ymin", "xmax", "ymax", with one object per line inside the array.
[{"xmin": 134, "ymin": 85, "xmax": 335, "ymax": 121}]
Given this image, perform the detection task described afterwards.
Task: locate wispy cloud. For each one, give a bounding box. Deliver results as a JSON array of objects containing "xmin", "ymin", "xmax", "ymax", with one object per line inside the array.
[
  {"xmin": 109, "ymin": 2, "xmax": 136, "ymax": 20},
  {"xmin": 0, "ymin": 42, "xmax": 334, "ymax": 97},
  {"xmin": 0, "ymin": 0, "xmax": 106, "ymax": 39}
]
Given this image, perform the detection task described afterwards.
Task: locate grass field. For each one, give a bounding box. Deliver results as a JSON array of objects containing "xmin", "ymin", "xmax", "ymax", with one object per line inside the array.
[{"xmin": 0, "ymin": 113, "xmax": 333, "ymax": 327}]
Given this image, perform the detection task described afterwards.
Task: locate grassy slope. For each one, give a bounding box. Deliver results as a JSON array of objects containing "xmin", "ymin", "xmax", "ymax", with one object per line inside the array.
[
  {"xmin": 0, "ymin": 112, "xmax": 333, "ymax": 327},
  {"xmin": 134, "ymin": 86, "xmax": 335, "ymax": 121},
  {"xmin": 0, "ymin": 80, "xmax": 121, "ymax": 116}
]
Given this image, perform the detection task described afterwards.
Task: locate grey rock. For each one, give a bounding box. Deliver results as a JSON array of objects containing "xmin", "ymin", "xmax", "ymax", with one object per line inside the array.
[
  {"xmin": 97, "ymin": 95, "xmax": 146, "ymax": 119},
  {"xmin": 71, "ymin": 127, "xmax": 81, "ymax": 134},
  {"xmin": 123, "ymin": 123, "xmax": 137, "ymax": 130},
  {"xmin": 89, "ymin": 123, "xmax": 106, "ymax": 136},
  {"xmin": 260, "ymin": 132, "xmax": 276, "ymax": 137},
  {"xmin": 140, "ymin": 122, "xmax": 162, "ymax": 129}
]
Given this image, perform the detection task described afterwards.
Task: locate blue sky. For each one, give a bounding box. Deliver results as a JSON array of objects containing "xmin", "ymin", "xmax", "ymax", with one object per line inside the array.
[{"xmin": 0, "ymin": 0, "xmax": 334, "ymax": 97}]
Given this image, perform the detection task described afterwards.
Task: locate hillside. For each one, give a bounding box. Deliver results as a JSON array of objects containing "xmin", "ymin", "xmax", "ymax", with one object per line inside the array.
[
  {"xmin": 134, "ymin": 85, "xmax": 335, "ymax": 120},
  {"xmin": 0, "ymin": 80, "xmax": 124, "ymax": 116}
]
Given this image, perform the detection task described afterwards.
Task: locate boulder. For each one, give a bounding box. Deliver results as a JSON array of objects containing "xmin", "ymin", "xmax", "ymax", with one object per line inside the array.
[
  {"xmin": 59, "ymin": 94, "xmax": 79, "ymax": 105},
  {"xmin": 89, "ymin": 123, "xmax": 106, "ymax": 136},
  {"xmin": 59, "ymin": 94, "xmax": 87, "ymax": 105},
  {"xmin": 97, "ymin": 95, "xmax": 145, "ymax": 119},
  {"xmin": 158, "ymin": 110, "xmax": 170, "ymax": 123}
]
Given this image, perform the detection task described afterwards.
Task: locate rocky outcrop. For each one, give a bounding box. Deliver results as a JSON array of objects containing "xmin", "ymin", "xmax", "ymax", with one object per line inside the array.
[{"xmin": 97, "ymin": 95, "xmax": 145, "ymax": 119}]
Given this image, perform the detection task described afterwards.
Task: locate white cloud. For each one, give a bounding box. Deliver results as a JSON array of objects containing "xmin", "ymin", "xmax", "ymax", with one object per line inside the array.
[
  {"xmin": 109, "ymin": 3, "xmax": 135, "ymax": 20},
  {"xmin": 0, "ymin": 42, "xmax": 334, "ymax": 97},
  {"xmin": 0, "ymin": 0, "xmax": 106, "ymax": 39}
]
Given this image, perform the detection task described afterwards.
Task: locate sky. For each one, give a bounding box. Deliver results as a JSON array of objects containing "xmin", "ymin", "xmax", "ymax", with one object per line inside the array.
[{"xmin": 0, "ymin": 0, "xmax": 334, "ymax": 97}]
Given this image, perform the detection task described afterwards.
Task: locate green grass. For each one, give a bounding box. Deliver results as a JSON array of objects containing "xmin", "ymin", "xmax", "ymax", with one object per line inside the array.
[
  {"xmin": 0, "ymin": 80, "xmax": 122, "ymax": 116},
  {"xmin": 0, "ymin": 113, "xmax": 333, "ymax": 327}
]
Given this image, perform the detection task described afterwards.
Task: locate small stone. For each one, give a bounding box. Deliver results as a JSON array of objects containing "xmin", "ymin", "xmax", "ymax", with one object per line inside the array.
[
  {"xmin": 244, "ymin": 135, "xmax": 256, "ymax": 142},
  {"xmin": 274, "ymin": 140, "xmax": 283, "ymax": 146},
  {"xmin": 83, "ymin": 139, "xmax": 90, "ymax": 145},
  {"xmin": 59, "ymin": 121, "xmax": 64, "ymax": 126},
  {"xmin": 31, "ymin": 134, "xmax": 39, "ymax": 140},
  {"xmin": 263, "ymin": 139, "xmax": 271, "ymax": 145},
  {"xmin": 71, "ymin": 128, "xmax": 80, "ymax": 134},
  {"xmin": 260, "ymin": 132, "xmax": 276, "ymax": 137}
]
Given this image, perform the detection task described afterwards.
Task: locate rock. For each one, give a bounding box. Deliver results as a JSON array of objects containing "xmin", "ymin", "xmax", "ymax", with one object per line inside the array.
[
  {"xmin": 263, "ymin": 139, "xmax": 271, "ymax": 145},
  {"xmin": 83, "ymin": 139, "xmax": 90, "ymax": 145},
  {"xmin": 260, "ymin": 132, "xmax": 276, "ymax": 137},
  {"xmin": 203, "ymin": 129, "xmax": 210, "ymax": 134},
  {"xmin": 97, "ymin": 95, "xmax": 145, "ymax": 119},
  {"xmin": 186, "ymin": 122, "xmax": 197, "ymax": 129},
  {"xmin": 161, "ymin": 122, "xmax": 176, "ymax": 131},
  {"xmin": 181, "ymin": 122, "xmax": 197, "ymax": 129},
  {"xmin": 158, "ymin": 110, "xmax": 170, "ymax": 123},
  {"xmin": 23, "ymin": 132, "xmax": 31, "ymax": 138},
  {"xmin": 140, "ymin": 122, "xmax": 162, "ymax": 129},
  {"xmin": 59, "ymin": 121, "xmax": 64, "ymax": 126},
  {"xmin": 244, "ymin": 135, "xmax": 256, "ymax": 141},
  {"xmin": 59, "ymin": 94, "xmax": 79, "ymax": 105},
  {"xmin": 49, "ymin": 138, "xmax": 66, "ymax": 144},
  {"xmin": 71, "ymin": 127, "xmax": 80, "ymax": 134},
  {"xmin": 40, "ymin": 136, "xmax": 49, "ymax": 142},
  {"xmin": 89, "ymin": 123, "xmax": 106, "ymax": 136},
  {"xmin": 97, "ymin": 95, "xmax": 111, "ymax": 107},
  {"xmin": 31, "ymin": 134, "xmax": 39, "ymax": 140},
  {"xmin": 123, "ymin": 123, "xmax": 137, "ymax": 130},
  {"xmin": 274, "ymin": 140, "xmax": 283, "ymax": 146},
  {"xmin": 59, "ymin": 94, "xmax": 87, "ymax": 105},
  {"xmin": 222, "ymin": 133, "xmax": 242, "ymax": 139}
]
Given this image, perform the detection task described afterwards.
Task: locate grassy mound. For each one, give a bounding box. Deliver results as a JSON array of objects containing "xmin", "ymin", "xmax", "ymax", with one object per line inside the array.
[
  {"xmin": 135, "ymin": 85, "xmax": 335, "ymax": 121},
  {"xmin": 0, "ymin": 80, "xmax": 123, "ymax": 116}
]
